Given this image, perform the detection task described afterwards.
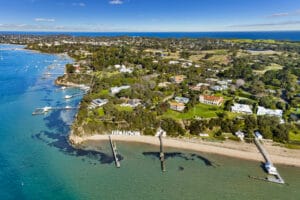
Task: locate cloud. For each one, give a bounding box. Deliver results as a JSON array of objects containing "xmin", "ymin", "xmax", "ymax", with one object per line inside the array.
[
  {"xmin": 229, "ymin": 20, "xmax": 300, "ymax": 28},
  {"xmin": 109, "ymin": 0, "xmax": 123, "ymax": 5},
  {"xmin": 72, "ymin": 2, "xmax": 86, "ymax": 7},
  {"xmin": 267, "ymin": 12, "xmax": 289, "ymax": 18},
  {"xmin": 266, "ymin": 9, "xmax": 300, "ymax": 18},
  {"xmin": 35, "ymin": 18, "xmax": 55, "ymax": 22}
]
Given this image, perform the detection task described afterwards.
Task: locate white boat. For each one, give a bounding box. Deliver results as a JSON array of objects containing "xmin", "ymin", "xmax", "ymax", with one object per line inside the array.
[
  {"xmin": 61, "ymin": 86, "xmax": 66, "ymax": 90},
  {"xmin": 265, "ymin": 162, "xmax": 278, "ymax": 175},
  {"xmin": 65, "ymin": 106, "xmax": 72, "ymax": 110},
  {"xmin": 64, "ymin": 95, "xmax": 72, "ymax": 99},
  {"xmin": 43, "ymin": 106, "xmax": 52, "ymax": 112}
]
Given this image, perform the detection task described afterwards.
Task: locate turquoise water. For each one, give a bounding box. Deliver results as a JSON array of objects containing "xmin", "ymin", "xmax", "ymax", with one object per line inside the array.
[{"xmin": 0, "ymin": 44, "xmax": 300, "ymax": 200}]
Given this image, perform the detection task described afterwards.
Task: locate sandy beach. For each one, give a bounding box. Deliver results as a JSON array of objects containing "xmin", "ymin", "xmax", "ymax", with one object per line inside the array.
[{"xmin": 69, "ymin": 134, "xmax": 300, "ymax": 167}]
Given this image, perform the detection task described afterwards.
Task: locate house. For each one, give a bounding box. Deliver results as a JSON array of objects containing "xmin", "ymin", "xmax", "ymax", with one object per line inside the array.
[
  {"xmin": 110, "ymin": 85, "xmax": 131, "ymax": 95},
  {"xmin": 120, "ymin": 99, "xmax": 142, "ymax": 108},
  {"xmin": 170, "ymin": 75, "xmax": 186, "ymax": 84},
  {"xmin": 254, "ymin": 131, "xmax": 263, "ymax": 140},
  {"xmin": 89, "ymin": 99, "xmax": 108, "ymax": 109},
  {"xmin": 155, "ymin": 127, "xmax": 167, "ymax": 137},
  {"xmin": 257, "ymin": 106, "xmax": 283, "ymax": 118},
  {"xmin": 189, "ymin": 83, "xmax": 210, "ymax": 91},
  {"xmin": 111, "ymin": 130, "xmax": 141, "ymax": 136},
  {"xmin": 199, "ymin": 95, "xmax": 223, "ymax": 106},
  {"xmin": 169, "ymin": 102, "xmax": 185, "ymax": 112},
  {"xmin": 114, "ymin": 64, "xmax": 133, "ymax": 73},
  {"xmin": 205, "ymin": 78, "xmax": 218, "ymax": 83},
  {"xmin": 182, "ymin": 62, "xmax": 193, "ymax": 68},
  {"xmin": 211, "ymin": 85, "xmax": 228, "ymax": 91},
  {"xmin": 169, "ymin": 60, "xmax": 180, "ymax": 65},
  {"xmin": 114, "ymin": 64, "xmax": 122, "ymax": 69},
  {"xmin": 158, "ymin": 82, "xmax": 171, "ymax": 88},
  {"xmin": 73, "ymin": 63, "xmax": 81, "ymax": 73},
  {"xmin": 175, "ymin": 97, "xmax": 190, "ymax": 104},
  {"xmin": 235, "ymin": 131, "xmax": 245, "ymax": 141},
  {"xmin": 231, "ymin": 103, "xmax": 253, "ymax": 114},
  {"xmin": 199, "ymin": 133, "xmax": 209, "ymax": 137}
]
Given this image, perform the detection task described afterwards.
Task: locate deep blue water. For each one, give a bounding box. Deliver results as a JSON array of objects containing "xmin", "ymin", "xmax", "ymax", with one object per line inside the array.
[{"xmin": 1, "ymin": 31, "xmax": 300, "ymax": 41}]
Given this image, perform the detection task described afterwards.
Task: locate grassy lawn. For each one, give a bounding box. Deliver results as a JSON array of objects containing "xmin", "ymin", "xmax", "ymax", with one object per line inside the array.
[
  {"xmin": 290, "ymin": 107, "xmax": 300, "ymax": 114},
  {"xmin": 254, "ymin": 63, "xmax": 283, "ymax": 74},
  {"xmin": 289, "ymin": 132, "xmax": 300, "ymax": 142},
  {"xmin": 99, "ymin": 89, "xmax": 109, "ymax": 96},
  {"xmin": 115, "ymin": 105, "xmax": 133, "ymax": 112},
  {"xmin": 97, "ymin": 108, "xmax": 104, "ymax": 117},
  {"xmin": 162, "ymin": 103, "xmax": 222, "ymax": 120}
]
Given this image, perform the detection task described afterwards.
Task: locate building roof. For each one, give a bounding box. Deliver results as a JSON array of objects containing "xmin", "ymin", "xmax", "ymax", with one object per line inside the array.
[
  {"xmin": 257, "ymin": 106, "xmax": 283, "ymax": 117},
  {"xmin": 231, "ymin": 103, "xmax": 253, "ymax": 113},
  {"xmin": 200, "ymin": 95, "xmax": 223, "ymax": 102},
  {"xmin": 169, "ymin": 101, "xmax": 185, "ymax": 107}
]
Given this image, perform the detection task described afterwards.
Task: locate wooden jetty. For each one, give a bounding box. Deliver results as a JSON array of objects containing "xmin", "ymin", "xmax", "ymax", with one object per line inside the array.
[
  {"xmin": 253, "ymin": 138, "xmax": 285, "ymax": 184},
  {"xmin": 159, "ymin": 135, "xmax": 166, "ymax": 172},
  {"xmin": 32, "ymin": 106, "xmax": 78, "ymax": 115},
  {"xmin": 109, "ymin": 136, "xmax": 121, "ymax": 168}
]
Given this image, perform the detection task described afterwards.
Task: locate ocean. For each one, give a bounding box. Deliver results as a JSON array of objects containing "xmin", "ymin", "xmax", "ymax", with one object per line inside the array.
[
  {"xmin": 0, "ymin": 44, "xmax": 300, "ymax": 200},
  {"xmin": 1, "ymin": 31, "xmax": 300, "ymax": 41}
]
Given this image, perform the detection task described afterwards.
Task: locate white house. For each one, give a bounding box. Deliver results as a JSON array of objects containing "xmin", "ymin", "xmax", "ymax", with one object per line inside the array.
[
  {"xmin": 254, "ymin": 131, "xmax": 263, "ymax": 140},
  {"xmin": 175, "ymin": 97, "xmax": 190, "ymax": 104},
  {"xmin": 231, "ymin": 103, "xmax": 253, "ymax": 114},
  {"xmin": 235, "ymin": 131, "xmax": 245, "ymax": 141},
  {"xmin": 110, "ymin": 85, "xmax": 131, "ymax": 95},
  {"xmin": 199, "ymin": 95, "xmax": 224, "ymax": 106},
  {"xmin": 211, "ymin": 85, "xmax": 228, "ymax": 91},
  {"xmin": 155, "ymin": 127, "xmax": 167, "ymax": 137},
  {"xmin": 114, "ymin": 64, "xmax": 133, "ymax": 73},
  {"xmin": 89, "ymin": 99, "xmax": 108, "ymax": 109},
  {"xmin": 257, "ymin": 106, "xmax": 283, "ymax": 118},
  {"xmin": 169, "ymin": 60, "xmax": 180, "ymax": 65},
  {"xmin": 120, "ymin": 99, "xmax": 142, "ymax": 108},
  {"xmin": 199, "ymin": 133, "xmax": 209, "ymax": 137}
]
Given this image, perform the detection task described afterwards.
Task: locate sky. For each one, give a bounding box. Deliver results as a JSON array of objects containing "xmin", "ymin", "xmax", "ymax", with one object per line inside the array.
[{"xmin": 0, "ymin": 0, "xmax": 300, "ymax": 32}]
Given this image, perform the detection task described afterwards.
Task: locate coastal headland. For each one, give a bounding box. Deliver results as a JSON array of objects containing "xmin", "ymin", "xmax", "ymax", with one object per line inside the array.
[{"xmin": 4, "ymin": 35, "xmax": 300, "ymax": 169}]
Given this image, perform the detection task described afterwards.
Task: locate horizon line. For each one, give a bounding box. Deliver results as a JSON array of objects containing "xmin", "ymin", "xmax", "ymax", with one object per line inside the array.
[{"xmin": 1, "ymin": 30, "xmax": 300, "ymax": 33}]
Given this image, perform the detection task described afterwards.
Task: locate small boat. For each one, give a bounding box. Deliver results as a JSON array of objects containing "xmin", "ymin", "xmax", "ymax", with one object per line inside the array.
[
  {"xmin": 65, "ymin": 106, "xmax": 72, "ymax": 110},
  {"xmin": 265, "ymin": 162, "xmax": 278, "ymax": 175},
  {"xmin": 61, "ymin": 86, "xmax": 66, "ymax": 90},
  {"xmin": 64, "ymin": 95, "xmax": 72, "ymax": 99}
]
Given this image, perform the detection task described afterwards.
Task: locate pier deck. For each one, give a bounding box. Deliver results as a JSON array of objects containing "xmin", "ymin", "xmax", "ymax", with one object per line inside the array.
[
  {"xmin": 109, "ymin": 136, "xmax": 120, "ymax": 168},
  {"xmin": 32, "ymin": 106, "xmax": 78, "ymax": 115},
  {"xmin": 254, "ymin": 138, "xmax": 285, "ymax": 184},
  {"xmin": 159, "ymin": 135, "xmax": 166, "ymax": 172}
]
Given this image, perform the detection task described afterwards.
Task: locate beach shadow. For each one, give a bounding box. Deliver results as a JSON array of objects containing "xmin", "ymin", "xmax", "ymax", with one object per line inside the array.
[
  {"xmin": 142, "ymin": 152, "xmax": 217, "ymax": 167},
  {"xmin": 32, "ymin": 110, "xmax": 123, "ymax": 165}
]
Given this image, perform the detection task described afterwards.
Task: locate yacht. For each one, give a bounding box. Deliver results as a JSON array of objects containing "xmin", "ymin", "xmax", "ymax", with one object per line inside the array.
[{"xmin": 64, "ymin": 95, "xmax": 72, "ymax": 99}]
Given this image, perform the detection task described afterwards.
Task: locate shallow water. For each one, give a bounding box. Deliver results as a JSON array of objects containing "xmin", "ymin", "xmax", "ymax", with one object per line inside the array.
[{"xmin": 0, "ymin": 44, "xmax": 300, "ymax": 200}]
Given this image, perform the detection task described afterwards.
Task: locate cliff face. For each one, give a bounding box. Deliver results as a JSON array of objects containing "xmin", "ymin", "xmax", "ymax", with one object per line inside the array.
[
  {"xmin": 55, "ymin": 75, "xmax": 84, "ymax": 88},
  {"xmin": 69, "ymin": 131, "xmax": 85, "ymax": 145}
]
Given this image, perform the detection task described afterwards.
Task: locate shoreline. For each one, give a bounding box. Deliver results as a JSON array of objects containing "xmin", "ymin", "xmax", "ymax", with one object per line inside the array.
[{"xmin": 69, "ymin": 134, "xmax": 300, "ymax": 167}]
